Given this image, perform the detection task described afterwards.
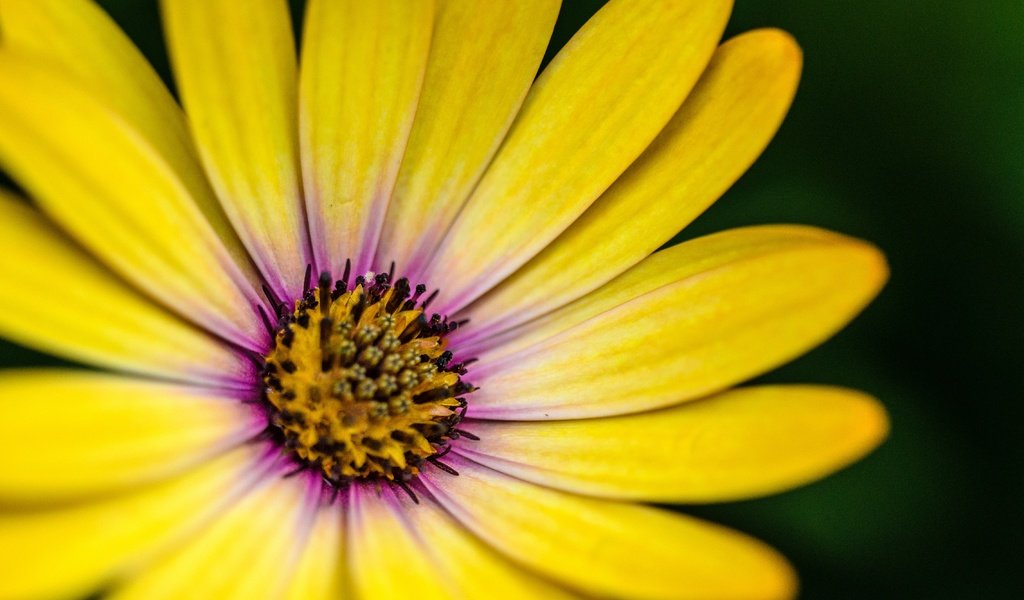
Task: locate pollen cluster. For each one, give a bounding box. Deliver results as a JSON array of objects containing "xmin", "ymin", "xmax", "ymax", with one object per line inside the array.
[{"xmin": 261, "ymin": 269, "xmax": 473, "ymax": 485}]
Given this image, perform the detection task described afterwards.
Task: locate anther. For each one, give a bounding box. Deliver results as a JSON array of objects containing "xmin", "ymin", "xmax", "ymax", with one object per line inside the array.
[
  {"xmin": 422, "ymin": 289, "xmax": 439, "ymax": 309},
  {"xmin": 453, "ymin": 428, "xmax": 480, "ymax": 441},
  {"xmin": 283, "ymin": 464, "xmax": 307, "ymax": 479},
  {"xmin": 258, "ymin": 304, "xmax": 275, "ymax": 336},
  {"xmin": 261, "ymin": 283, "xmax": 282, "ymax": 315},
  {"xmin": 394, "ymin": 479, "xmax": 419, "ymax": 504},
  {"xmin": 318, "ymin": 270, "xmax": 332, "ymax": 309},
  {"xmin": 303, "ymin": 264, "xmax": 313, "ymax": 292},
  {"xmin": 427, "ymin": 458, "xmax": 459, "ymax": 476}
]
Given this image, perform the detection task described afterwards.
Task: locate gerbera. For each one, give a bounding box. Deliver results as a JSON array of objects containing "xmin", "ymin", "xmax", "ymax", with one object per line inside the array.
[{"xmin": 0, "ymin": 0, "xmax": 889, "ymax": 598}]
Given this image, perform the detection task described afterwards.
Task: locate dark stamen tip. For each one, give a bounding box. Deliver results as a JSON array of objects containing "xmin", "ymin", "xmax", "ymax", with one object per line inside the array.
[
  {"xmin": 395, "ymin": 480, "xmax": 419, "ymax": 504},
  {"xmin": 303, "ymin": 264, "xmax": 313, "ymax": 292},
  {"xmin": 428, "ymin": 458, "xmax": 459, "ymax": 476},
  {"xmin": 342, "ymin": 259, "xmax": 352, "ymax": 286},
  {"xmin": 453, "ymin": 428, "xmax": 479, "ymax": 441},
  {"xmin": 283, "ymin": 464, "xmax": 307, "ymax": 478},
  {"xmin": 422, "ymin": 289, "xmax": 439, "ymax": 309}
]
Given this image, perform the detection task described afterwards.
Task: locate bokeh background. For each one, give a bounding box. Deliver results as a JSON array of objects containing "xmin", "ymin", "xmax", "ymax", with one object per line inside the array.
[{"xmin": 2, "ymin": 1, "xmax": 1021, "ymax": 598}]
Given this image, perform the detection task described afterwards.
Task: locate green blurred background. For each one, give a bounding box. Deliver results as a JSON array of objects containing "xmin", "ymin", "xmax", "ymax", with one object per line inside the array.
[{"xmin": 3, "ymin": 1, "xmax": 1022, "ymax": 598}]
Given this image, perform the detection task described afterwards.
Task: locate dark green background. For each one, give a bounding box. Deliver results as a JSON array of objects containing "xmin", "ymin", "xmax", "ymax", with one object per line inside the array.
[{"xmin": 3, "ymin": 1, "xmax": 1021, "ymax": 598}]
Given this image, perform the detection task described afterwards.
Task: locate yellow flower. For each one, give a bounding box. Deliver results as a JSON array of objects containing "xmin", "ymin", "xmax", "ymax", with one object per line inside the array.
[{"xmin": 0, "ymin": 0, "xmax": 889, "ymax": 598}]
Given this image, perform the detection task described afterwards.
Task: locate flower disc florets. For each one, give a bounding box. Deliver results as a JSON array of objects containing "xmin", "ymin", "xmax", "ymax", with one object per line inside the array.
[{"xmin": 261, "ymin": 266, "xmax": 473, "ymax": 486}]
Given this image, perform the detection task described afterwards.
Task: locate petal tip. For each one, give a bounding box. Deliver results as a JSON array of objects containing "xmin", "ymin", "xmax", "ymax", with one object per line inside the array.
[
  {"xmin": 816, "ymin": 231, "xmax": 891, "ymax": 304},
  {"xmin": 750, "ymin": 27, "xmax": 802, "ymax": 57},
  {"xmin": 846, "ymin": 388, "xmax": 892, "ymax": 456},
  {"xmin": 724, "ymin": 27, "xmax": 803, "ymax": 79},
  {"xmin": 761, "ymin": 549, "xmax": 800, "ymax": 600},
  {"xmin": 849, "ymin": 238, "xmax": 892, "ymax": 298},
  {"xmin": 797, "ymin": 384, "xmax": 891, "ymax": 472}
]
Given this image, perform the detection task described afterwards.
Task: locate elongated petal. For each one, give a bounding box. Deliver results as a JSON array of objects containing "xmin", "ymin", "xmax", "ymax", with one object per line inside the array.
[
  {"xmin": 0, "ymin": 0, "xmax": 257, "ymax": 280},
  {"xmin": 376, "ymin": 0, "xmax": 560, "ymax": 276},
  {"xmin": 110, "ymin": 475, "xmax": 316, "ymax": 600},
  {"xmin": 425, "ymin": 0, "xmax": 732, "ymax": 312},
  {"xmin": 422, "ymin": 456, "xmax": 796, "ymax": 600},
  {"xmin": 463, "ymin": 29, "xmax": 803, "ymax": 332},
  {"xmin": 0, "ymin": 370, "xmax": 265, "ymax": 503},
  {"xmin": 0, "ymin": 444, "xmax": 267, "ymax": 600},
  {"xmin": 346, "ymin": 485, "xmax": 449, "ymax": 598},
  {"xmin": 352, "ymin": 483, "xmax": 571, "ymax": 598},
  {"xmin": 465, "ymin": 225, "xmax": 834, "ymax": 359},
  {"xmin": 161, "ymin": 0, "xmax": 311, "ymax": 299},
  {"xmin": 283, "ymin": 507, "xmax": 346, "ymax": 600},
  {"xmin": 0, "ymin": 192, "xmax": 253, "ymax": 386},
  {"xmin": 468, "ymin": 226, "xmax": 888, "ymax": 419},
  {"xmin": 0, "ymin": 53, "xmax": 265, "ymax": 350},
  {"xmin": 300, "ymin": 0, "xmax": 434, "ymax": 276},
  {"xmin": 376, "ymin": 483, "xmax": 579, "ymax": 598},
  {"xmin": 458, "ymin": 385, "xmax": 888, "ymax": 502}
]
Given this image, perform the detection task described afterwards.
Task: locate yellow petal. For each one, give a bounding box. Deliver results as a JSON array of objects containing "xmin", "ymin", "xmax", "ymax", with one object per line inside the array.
[
  {"xmin": 0, "ymin": 52, "xmax": 265, "ymax": 350},
  {"xmin": 465, "ymin": 29, "xmax": 803, "ymax": 330},
  {"xmin": 110, "ymin": 475, "xmax": 315, "ymax": 600},
  {"xmin": 283, "ymin": 507, "xmax": 345, "ymax": 600},
  {"xmin": 376, "ymin": 0, "xmax": 561, "ymax": 275},
  {"xmin": 0, "ymin": 0, "xmax": 257, "ymax": 282},
  {"xmin": 346, "ymin": 484, "xmax": 449, "ymax": 598},
  {"xmin": 425, "ymin": 0, "xmax": 732, "ymax": 311},
  {"xmin": 459, "ymin": 385, "xmax": 888, "ymax": 503},
  {"xmin": 422, "ymin": 456, "xmax": 796, "ymax": 600},
  {"xmin": 465, "ymin": 225, "xmax": 833, "ymax": 358},
  {"xmin": 468, "ymin": 225, "xmax": 888, "ymax": 419},
  {"xmin": 0, "ymin": 444, "xmax": 266, "ymax": 600},
  {"xmin": 0, "ymin": 192, "xmax": 252, "ymax": 386},
  {"xmin": 375, "ymin": 483, "xmax": 578, "ymax": 598},
  {"xmin": 0, "ymin": 370, "xmax": 264, "ymax": 503},
  {"xmin": 161, "ymin": 0, "xmax": 312, "ymax": 299},
  {"xmin": 300, "ymin": 0, "xmax": 434, "ymax": 276}
]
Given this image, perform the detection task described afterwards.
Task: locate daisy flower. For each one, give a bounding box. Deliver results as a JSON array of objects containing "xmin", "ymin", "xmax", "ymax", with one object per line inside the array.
[{"xmin": 0, "ymin": 0, "xmax": 889, "ymax": 599}]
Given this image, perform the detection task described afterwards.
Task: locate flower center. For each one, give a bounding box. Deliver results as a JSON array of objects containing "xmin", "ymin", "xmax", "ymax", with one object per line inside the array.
[{"xmin": 260, "ymin": 267, "xmax": 474, "ymax": 487}]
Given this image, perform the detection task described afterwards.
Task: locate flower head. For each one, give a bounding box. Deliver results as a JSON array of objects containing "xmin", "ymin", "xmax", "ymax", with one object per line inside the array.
[{"xmin": 0, "ymin": 0, "xmax": 888, "ymax": 598}]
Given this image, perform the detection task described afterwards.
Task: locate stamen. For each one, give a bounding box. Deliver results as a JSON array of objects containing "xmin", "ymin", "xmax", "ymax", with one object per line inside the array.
[
  {"xmin": 427, "ymin": 458, "xmax": 459, "ymax": 476},
  {"xmin": 257, "ymin": 304, "xmax": 275, "ymax": 336},
  {"xmin": 261, "ymin": 283, "xmax": 282, "ymax": 313},
  {"xmin": 302, "ymin": 264, "xmax": 313, "ymax": 292},
  {"xmin": 260, "ymin": 268, "xmax": 475, "ymax": 486},
  {"xmin": 394, "ymin": 479, "xmax": 419, "ymax": 504}
]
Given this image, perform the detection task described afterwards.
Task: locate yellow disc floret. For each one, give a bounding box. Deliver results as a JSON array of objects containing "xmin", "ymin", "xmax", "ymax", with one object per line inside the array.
[{"xmin": 261, "ymin": 270, "xmax": 472, "ymax": 485}]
